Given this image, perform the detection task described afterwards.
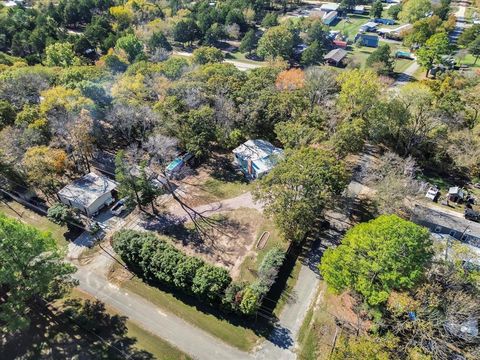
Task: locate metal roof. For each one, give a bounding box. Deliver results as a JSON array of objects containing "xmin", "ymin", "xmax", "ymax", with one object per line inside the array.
[
  {"xmin": 324, "ymin": 48, "xmax": 348, "ymax": 62},
  {"xmin": 58, "ymin": 172, "xmax": 117, "ymax": 208}
]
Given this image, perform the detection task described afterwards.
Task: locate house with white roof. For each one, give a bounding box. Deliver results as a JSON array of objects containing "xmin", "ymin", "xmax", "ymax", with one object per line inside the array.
[
  {"xmin": 58, "ymin": 172, "xmax": 117, "ymax": 216},
  {"xmin": 232, "ymin": 140, "xmax": 283, "ymax": 179}
]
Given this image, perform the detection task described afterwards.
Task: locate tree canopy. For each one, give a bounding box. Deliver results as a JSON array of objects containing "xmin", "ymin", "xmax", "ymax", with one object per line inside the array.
[{"xmin": 320, "ymin": 215, "xmax": 432, "ymax": 305}]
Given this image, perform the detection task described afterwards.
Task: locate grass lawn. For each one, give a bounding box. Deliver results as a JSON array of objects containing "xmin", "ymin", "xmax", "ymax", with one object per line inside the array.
[
  {"xmin": 225, "ymin": 51, "xmax": 266, "ymax": 65},
  {"xmin": 202, "ymin": 177, "xmax": 251, "ymax": 201},
  {"xmin": 69, "ymin": 289, "xmax": 191, "ymax": 360},
  {"xmin": 110, "ymin": 268, "xmax": 261, "ymax": 351},
  {"xmin": 457, "ymin": 53, "xmax": 480, "ymax": 68},
  {"xmin": 297, "ymin": 284, "xmax": 338, "ymax": 360},
  {"xmin": 349, "ymin": 40, "xmax": 412, "ymax": 72},
  {"xmin": 237, "ymin": 214, "xmax": 288, "ymax": 283},
  {"xmin": 332, "ymin": 14, "xmax": 370, "ymax": 38},
  {"xmin": 0, "ymin": 199, "xmax": 69, "ymax": 248}
]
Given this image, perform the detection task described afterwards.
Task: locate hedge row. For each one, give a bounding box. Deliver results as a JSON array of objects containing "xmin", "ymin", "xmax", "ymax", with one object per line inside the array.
[{"xmin": 112, "ymin": 230, "xmax": 286, "ymax": 316}]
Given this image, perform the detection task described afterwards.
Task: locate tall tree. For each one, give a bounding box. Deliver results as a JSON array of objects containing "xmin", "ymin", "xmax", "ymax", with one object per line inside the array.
[
  {"xmin": 398, "ymin": 0, "xmax": 432, "ymax": 23},
  {"xmin": 257, "ymin": 26, "xmax": 294, "ymax": 60},
  {"xmin": 320, "ymin": 214, "xmax": 432, "ymax": 305},
  {"xmin": 370, "ymin": 0, "xmax": 384, "ymax": 18},
  {"xmin": 416, "ymin": 32, "xmax": 450, "ymax": 76},
  {"xmin": 253, "ymin": 148, "xmax": 347, "ymax": 242},
  {"xmin": 0, "ymin": 214, "xmax": 76, "ymax": 332}
]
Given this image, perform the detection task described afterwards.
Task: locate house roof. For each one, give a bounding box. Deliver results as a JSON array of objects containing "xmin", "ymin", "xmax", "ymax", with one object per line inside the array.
[
  {"xmin": 359, "ymin": 34, "xmax": 379, "ymax": 41},
  {"xmin": 58, "ymin": 172, "xmax": 117, "ymax": 208},
  {"xmin": 448, "ymin": 186, "xmax": 464, "ymax": 196},
  {"xmin": 323, "ymin": 11, "xmax": 338, "ymax": 21},
  {"xmin": 320, "ymin": 2, "xmax": 339, "ymax": 11},
  {"xmin": 233, "ymin": 139, "xmax": 282, "ymax": 161},
  {"xmin": 354, "ymin": 5, "xmax": 365, "ymax": 10},
  {"xmin": 324, "ymin": 48, "xmax": 348, "ymax": 62},
  {"xmin": 361, "ymin": 21, "xmax": 379, "ymax": 29}
]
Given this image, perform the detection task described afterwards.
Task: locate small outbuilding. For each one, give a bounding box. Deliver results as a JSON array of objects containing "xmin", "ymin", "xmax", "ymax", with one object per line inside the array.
[
  {"xmin": 359, "ymin": 22, "xmax": 379, "ymax": 32},
  {"xmin": 233, "ymin": 140, "xmax": 283, "ymax": 179},
  {"xmin": 324, "ymin": 48, "xmax": 348, "ymax": 66},
  {"xmin": 355, "ymin": 33, "xmax": 379, "ymax": 47},
  {"xmin": 353, "ymin": 5, "xmax": 366, "ymax": 14},
  {"xmin": 320, "ymin": 2, "xmax": 340, "ymax": 12},
  {"xmin": 323, "ymin": 11, "xmax": 338, "ymax": 25},
  {"xmin": 448, "ymin": 186, "xmax": 465, "ymax": 203},
  {"xmin": 58, "ymin": 172, "xmax": 117, "ymax": 216}
]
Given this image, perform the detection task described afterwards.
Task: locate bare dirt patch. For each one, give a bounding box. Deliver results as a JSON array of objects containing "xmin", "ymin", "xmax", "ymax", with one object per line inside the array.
[{"xmin": 170, "ymin": 208, "xmax": 263, "ymax": 278}]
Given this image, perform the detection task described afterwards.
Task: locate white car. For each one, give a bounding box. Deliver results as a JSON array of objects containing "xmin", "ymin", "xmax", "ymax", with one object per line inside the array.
[{"xmin": 110, "ymin": 199, "xmax": 127, "ymax": 215}]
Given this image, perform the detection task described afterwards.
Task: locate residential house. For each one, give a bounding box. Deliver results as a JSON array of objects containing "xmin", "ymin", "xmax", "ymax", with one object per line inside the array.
[
  {"xmin": 353, "ymin": 5, "xmax": 366, "ymax": 14},
  {"xmin": 320, "ymin": 3, "xmax": 340, "ymax": 12},
  {"xmin": 233, "ymin": 140, "xmax": 283, "ymax": 179},
  {"xmin": 58, "ymin": 172, "xmax": 117, "ymax": 216},
  {"xmin": 359, "ymin": 21, "xmax": 379, "ymax": 32},
  {"xmin": 355, "ymin": 33, "xmax": 379, "ymax": 47},
  {"xmin": 324, "ymin": 48, "xmax": 348, "ymax": 66}
]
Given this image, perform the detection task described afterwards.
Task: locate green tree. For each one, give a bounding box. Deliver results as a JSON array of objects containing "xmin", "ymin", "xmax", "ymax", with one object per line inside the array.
[
  {"xmin": 47, "ymin": 203, "xmax": 76, "ymax": 226},
  {"xmin": 239, "ymin": 29, "xmax": 257, "ymax": 55},
  {"xmin": 370, "ymin": 0, "xmax": 384, "ymax": 18},
  {"xmin": 416, "ymin": 32, "xmax": 450, "ymax": 76},
  {"xmin": 192, "ymin": 265, "xmax": 232, "ymax": 302},
  {"xmin": 115, "ymin": 34, "xmax": 144, "ymax": 63},
  {"xmin": 457, "ymin": 24, "xmax": 480, "ymax": 47},
  {"xmin": 468, "ymin": 36, "xmax": 480, "ymax": 65},
  {"xmin": 331, "ymin": 118, "xmax": 366, "ymax": 156},
  {"xmin": 0, "ymin": 214, "xmax": 76, "ymax": 332},
  {"xmin": 0, "ymin": 100, "xmax": 16, "ymax": 130},
  {"xmin": 147, "ymin": 31, "xmax": 172, "ymax": 52},
  {"xmin": 320, "ymin": 215, "xmax": 432, "ymax": 305},
  {"xmin": 261, "ymin": 12, "xmax": 278, "ymax": 28},
  {"xmin": 399, "ymin": 0, "xmax": 432, "ymax": 23},
  {"xmin": 301, "ymin": 41, "xmax": 324, "ymax": 66},
  {"xmin": 192, "ymin": 46, "xmax": 224, "ymax": 64},
  {"xmin": 257, "ymin": 26, "xmax": 294, "ymax": 60},
  {"xmin": 114, "ymin": 151, "xmax": 142, "ymax": 209},
  {"xmin": 173, "ymin": 257, "xmax": 204, "ymax": 291},
  {"xmin": 177, "ymin": 106, "xmax": 216, "ymax": 158},
  {"xmin": 254, "ymin": 148, "xmax": 347, "ymax": 242},
  {"xmin": 239, "ymin": 286, "xmax": 260, "ymax": 315},
  {"xmin": 45, "ymin": 42, "xmax": 79, "ymax": 67},
  {"xmin": 387, "ymin": 4, "xmax": 402, "ymax": 19},
  {"xmin": 337, "ymin": 69, "xmax": 381, "ymax": 117},
  {"xmin": 173, "ymin": 19, "xmax": 201, "ymax": 46},
  {"xmin": 366, "ymin": 44, "xmax": 394, "ymax": 75},
  {"xmin": 332, "ymin": 335, "xmax": 394, "ymax": 360}
]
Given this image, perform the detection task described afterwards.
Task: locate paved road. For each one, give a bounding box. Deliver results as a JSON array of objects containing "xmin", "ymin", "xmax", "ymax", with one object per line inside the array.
[
  {"xmin": 450, "ymin": 0, "xmax": 469, "ymax": 43},
  {"xmin": 74, "ymin": 253, "xmax": 253, "ymax": 360},
  {"xmin": 393, "ymin": 61, "xmax": 420, "ymax": 87},
  {"xmin": 174, "ymin": 50, "xmax": 262, "ymax": 71}
]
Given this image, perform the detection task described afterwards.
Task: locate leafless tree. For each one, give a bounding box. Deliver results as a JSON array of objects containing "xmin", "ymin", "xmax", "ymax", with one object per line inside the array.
[{"xmin": 304, "ymin": 67, "xmax": 339, "ymax": 107}]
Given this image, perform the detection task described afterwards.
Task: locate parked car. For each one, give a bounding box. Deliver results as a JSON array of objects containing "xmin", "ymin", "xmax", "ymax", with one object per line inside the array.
[
  {"xmin": 465, "ymin": 208, "xmax": 480, "ymax": 222},
  {"xmin": 165, "ymin": 152, "xmax": 195, "ymax": 179},
  {"xmin": 425, "ymin": 187, "xmax": 440, "ymax": 201},
  {"xmin": 110, "ymin": 198, "xmax": 127, "ymax": 215}
]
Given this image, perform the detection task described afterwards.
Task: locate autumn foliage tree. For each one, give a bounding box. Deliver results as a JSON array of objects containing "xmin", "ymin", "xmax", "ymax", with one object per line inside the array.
[{"xmin": 275, "ymin": 69, "xmax": 305, "ymax": 91}]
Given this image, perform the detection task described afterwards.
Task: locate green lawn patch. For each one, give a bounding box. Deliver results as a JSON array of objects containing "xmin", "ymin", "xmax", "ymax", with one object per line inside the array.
[
  {"xmin": 0, "ymin": 199, "xmax": 69, "ymax": 248},
  {"xmin": 118, "ymin": 274, "xmax": 261, "ymax": 351},
  {"xmin": 202, "ymin": 178, "xmax": 251, "ymax": 201},
  {"xmin": 237, "ymin": 215, "xmax": 288, "ymax": 284},
  {"xmin": 332, "ymin": 14, "xmax": 370, "ymax": 38},
  {"xmin": 457, "ymin": 53, "xmax": 480, "ymax": 68}
]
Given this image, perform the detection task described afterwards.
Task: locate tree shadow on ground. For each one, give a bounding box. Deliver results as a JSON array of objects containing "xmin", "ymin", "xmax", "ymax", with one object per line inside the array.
[
  {"xmin": 1, "ymin": 299, "xmax": 153, "ymax": 360},
  {"xmin": 204, "ymin": 152, "xmax": 248, "ymax": 184}
]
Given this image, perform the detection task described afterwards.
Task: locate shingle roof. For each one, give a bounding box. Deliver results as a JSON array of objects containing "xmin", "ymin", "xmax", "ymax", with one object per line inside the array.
[{"xmin": 324, "ymin": 48, "xmax": 348, "ymax": 63}]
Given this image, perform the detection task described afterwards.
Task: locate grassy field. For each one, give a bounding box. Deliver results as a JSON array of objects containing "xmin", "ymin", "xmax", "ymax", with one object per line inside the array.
[
  {"xmin": 348, "ymin": 41, "xmax": 413, "ymax": 73},
  {"xmin": 225, "ymin": 51, "xmax": 267, "ymax": 65},
  {"xmin": 457, "ymin": 53, "xmax": 480, "ymax": 68},
  {"xmin": 0, "ymin": 199, "xmax": 69, "ymax": 248},
  {"xmin": 332, "ymin": 14, "xmax": 370, "ymax": 39},
  {"xmin": 202, "ymin": 177, "xmax": 251, "ymax": 201},
  {"xmin": 113, "ymin": 271, "xmax": 262, "ymax": 351},
  {"xmin": 70, "ymin": 289, "xmax": 191, "ymax": 360}
]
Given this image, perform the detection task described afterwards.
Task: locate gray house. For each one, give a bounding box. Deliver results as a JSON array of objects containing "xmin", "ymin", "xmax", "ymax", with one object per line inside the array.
[
  {"xmin": 233, "ymin": 140, "xmax": 283, "ymax": 179},
  {"xmin": 58, "ymin": 172, "xmax": 117, "ymax": 216}
]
